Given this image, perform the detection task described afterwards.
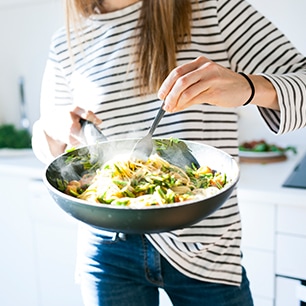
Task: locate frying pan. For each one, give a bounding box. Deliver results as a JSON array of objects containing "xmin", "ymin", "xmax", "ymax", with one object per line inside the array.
[{"xmin": 44, "ymin": 138, "xmax": 239, "ymax": 233}]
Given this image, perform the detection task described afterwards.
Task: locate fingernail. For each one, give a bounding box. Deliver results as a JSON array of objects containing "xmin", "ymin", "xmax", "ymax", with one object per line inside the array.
[
  {"xmin": 158, "ymin": 91, "xmax": 165, "ymax": 100},
  {"xmin": 163, "ymin": 103, "xmax": 171, "ymax": 112}
]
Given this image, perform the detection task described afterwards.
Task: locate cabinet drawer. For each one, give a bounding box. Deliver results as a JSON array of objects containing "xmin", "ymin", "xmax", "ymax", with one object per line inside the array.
[
  {"xmin": 252, "ymin": 297, "xmax": 273, "ymax": 306},
  {"xmin": 276, "ymin": 234, "xmax": 306, "ymax": 279},
  {"xmin": 277, "ymin": 205, "xmax": 306, "ymax": 236},
  {"xmin": 239, "ymin": 200, "xmax": 275, "ymax": 251},
  {"xmin": 276, "ymin": 277, "xmax": 306, "ymax": 306},
  {"xmin": 242, "ymin": 248, "xmax": 274, "ymax": 299},
  {"xmin": 34, "ymin": 223, "xmax": 83, "ymax": 306}
]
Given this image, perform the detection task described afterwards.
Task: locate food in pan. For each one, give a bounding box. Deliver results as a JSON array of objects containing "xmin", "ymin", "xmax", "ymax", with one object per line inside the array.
[{"xmin": 61, "ymin": 154, "xmax": 228, "ymax": 208}]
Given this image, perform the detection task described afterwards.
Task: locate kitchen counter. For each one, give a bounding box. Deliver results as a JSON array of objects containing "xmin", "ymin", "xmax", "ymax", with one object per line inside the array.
[
  {"xmin": 238, "ymin": 146, "xmax": 306, "ymax": 207},
  {"xmin": 0, "ymin": 149, "xmax": 45, "ymax": 179}
]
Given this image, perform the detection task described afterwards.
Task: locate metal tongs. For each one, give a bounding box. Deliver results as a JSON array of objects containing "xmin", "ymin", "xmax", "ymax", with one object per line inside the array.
[
  {"xmin": 80, "ymin": 118, "xmax": 107, "ymax": 145},
  {"xmin": 80, "ymin": 113, "xmax": 200, "ymax": 169},
  {"xmin": 130, "ymin": 103, "xmax": 166, "ymax": 162},
  {"xmin": 130, "ymin": 102, "xmax": 200, "ymax": 168}
]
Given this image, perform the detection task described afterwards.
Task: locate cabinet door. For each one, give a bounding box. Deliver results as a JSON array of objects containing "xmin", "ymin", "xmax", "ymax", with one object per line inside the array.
[
  {"xmin": 242, "ymin": 249, "xmax": 274, "ymax": 301},
  {"xmin": 252, "ymin": 297, "xmax": 273, "ymax": 306},
  {"xmin": 276, "ymin": 234, "xmax": 306, "ymax": 279},
  {"xmin": 0, "ymin": 175, "xmax": 38, "ymax": 306},
  {"xmin": 239, "ymin": 199, "xmax": 276, "ymax": 303},
  {"xmin": 276, "ymin": 277, "xmax": 306, "ymax": 306},
  {"xmin": 33, "ymin": 223, "xmax": 83, "ymax": 306},
  {"xmin": 277, "ymin": 205, "xmax": 306, "ymax": 235},
  {"xmin": 29, "ymin": 180, "xmax": 83, "ymax": 306},
  {"xmin": 239, "ymin": 199, "xmax": 275, "ymax": 251}
]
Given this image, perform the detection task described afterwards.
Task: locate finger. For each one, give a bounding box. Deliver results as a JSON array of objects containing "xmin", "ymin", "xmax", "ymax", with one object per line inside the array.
[
  {"xmin": 71, "ymin": 106, "xmax": 102, "ymax": 125},
  {"xmin": 174, "ymin": 81, "xmax": 211, "ymax": 111},
  {"xmin": 83, "ymin": 111, "xmax": 102, "ymax": 125},
  {"xmin": 164, "ymin": 64, "xmax": 212, "ymax": 112},
  {"xmin": 161, "ymin": 57, "xmax": 212, "ymax": 112},
  {"xmin": 158, "ymin": 56, "xmax": 209, "ymax": 101},
  {"xmin": 71, "ymin": 106, "xmax": 86, "ymax": 117}
]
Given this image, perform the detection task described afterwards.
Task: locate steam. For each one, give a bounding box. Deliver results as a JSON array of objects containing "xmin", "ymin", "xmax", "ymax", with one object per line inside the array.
[{"xmin": 52, "ymin": 139, "xmax": 139, "ymax": 186}]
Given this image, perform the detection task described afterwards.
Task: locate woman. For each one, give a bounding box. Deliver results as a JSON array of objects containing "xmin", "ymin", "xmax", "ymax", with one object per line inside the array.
[{"xmin": 32, "ymin": 0, "xmax": 306, "ymax": 305}]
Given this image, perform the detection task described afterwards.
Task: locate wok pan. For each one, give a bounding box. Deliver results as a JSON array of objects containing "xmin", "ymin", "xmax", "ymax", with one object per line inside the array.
[{"xmin": 44, "ymin": 138, "xmax": 239, "ymax": 233}]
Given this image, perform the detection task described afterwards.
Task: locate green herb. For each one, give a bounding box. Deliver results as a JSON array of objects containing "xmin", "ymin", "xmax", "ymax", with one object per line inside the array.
[
  {"xmin": 65, "ymin": 152, "xmax": 102, "ymax": 172},
  {"xmin": 112, "ymin": 199, "xmax": 130, "ymax": 206},
  {"xmin": 0, "ymin": 124, "xmax": 31, "ymax": 149},
  {"xmin": 56, "ymin": 179, "xmax": 68, "ymax": 191},
  {"xmin": 239, "ymin": 140, "xmax": 297, "ymax": 154}
]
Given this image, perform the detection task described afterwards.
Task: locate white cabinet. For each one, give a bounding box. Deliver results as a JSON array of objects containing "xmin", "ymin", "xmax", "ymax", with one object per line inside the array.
[
  {"xmin": 240, "ymin": 200, "xmax": 275, "ymax": 252},
  {"xmin": 238, "ymin": 149, "xmax": 306, "ymax": 306},
  {"xmin": 239, "ymin": 197, "xmax": 306, "ymax": 306},
  {"xmin": 276, "ymin": 234, "xmax": 306, "ymax": 279},
  {"xmin": 239, "ymin": 199, "xmax": 276, "ymax": 306},
  {"xmin": 0, "ymin": 174, "xmax": 38, "ymax": 306},
  {"xmin": 0, "ymin": 155, "xmax": 83, "ymax": 306},
  {"xmin": 28, "ymin": 180, "xmax": 83, "ymax": 306},
  {"xmin": 275, "ymin": 277, "xmax": 306, "ymax": 306},
  {"xmin": 275, "ymin": 205, "xmax": 306, "ymax": 304}
]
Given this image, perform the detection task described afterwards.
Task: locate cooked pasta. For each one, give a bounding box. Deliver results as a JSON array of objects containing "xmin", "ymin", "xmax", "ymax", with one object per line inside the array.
[{"xmin": 64, "ymin": 154, "xmax": 227, "ymax": 207}]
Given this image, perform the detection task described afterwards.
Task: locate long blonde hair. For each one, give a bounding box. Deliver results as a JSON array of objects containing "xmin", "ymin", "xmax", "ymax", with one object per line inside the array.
[{"xmin": 65, "ymin": 0, "xmax": 192, "ymax": 94}]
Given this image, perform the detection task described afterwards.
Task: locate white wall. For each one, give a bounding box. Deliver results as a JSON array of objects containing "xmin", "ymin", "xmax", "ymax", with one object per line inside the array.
[
  {"xmin": 247, "ymin": 0, "xmax": 306, "ymax": 55},
  {"xmin": 0, "ymin": 0, "xmax": 64, "ymax": 128}
]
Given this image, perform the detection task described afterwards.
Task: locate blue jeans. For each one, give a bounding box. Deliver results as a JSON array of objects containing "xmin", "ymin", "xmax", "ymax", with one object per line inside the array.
[{"xmin": 77, "ymin": 227, "xmax": 254, "ymax": 306}]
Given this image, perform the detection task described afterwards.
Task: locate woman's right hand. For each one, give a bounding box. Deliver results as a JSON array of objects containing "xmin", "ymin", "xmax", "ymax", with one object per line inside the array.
[{"xmin": 42, "ymin": 106, "xmax": 102, "ymax": 157}]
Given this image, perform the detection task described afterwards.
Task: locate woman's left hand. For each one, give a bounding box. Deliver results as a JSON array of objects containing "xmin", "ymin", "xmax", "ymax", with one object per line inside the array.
[{"xmin": 158, "ymin": 56, "xmax": 255, "ymax": 112}]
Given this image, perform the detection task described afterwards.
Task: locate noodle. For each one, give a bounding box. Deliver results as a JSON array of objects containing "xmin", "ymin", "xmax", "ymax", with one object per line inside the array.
[{"xmin": 64, "ymin": 154, "xmax": 227, "ymax": 207}]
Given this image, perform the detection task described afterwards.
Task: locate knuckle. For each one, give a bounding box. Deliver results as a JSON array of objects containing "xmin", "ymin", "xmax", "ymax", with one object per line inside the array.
[
  {"xmin": 176, "ymin": 75, "xmax": 190, "ymax": 88},
  {"xmin": 180, "ymin": 88, "xmax": 193, "ymax": 101},
  {"xmin": 172, "ymin": 67, "xmax": 184, "ymax": 79}
]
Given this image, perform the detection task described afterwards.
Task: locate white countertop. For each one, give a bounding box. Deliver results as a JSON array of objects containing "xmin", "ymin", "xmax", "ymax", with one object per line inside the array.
[
  {"xmin": 0, "ymin": 149, "xmax": 45, "ymax": 179},
  {"xmin": 238, "ymin": 146, "xmax": 306, "ymax": 207}
]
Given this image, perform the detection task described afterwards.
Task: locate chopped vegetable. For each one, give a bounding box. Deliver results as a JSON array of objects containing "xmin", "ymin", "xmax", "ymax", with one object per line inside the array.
[
  {"xmin": 62, "ymin": 154, "xmax": 228, "ymax": 207},
  {"xmin": 239, "ymin": 139, "xmax": 297, "ymax": 154}
]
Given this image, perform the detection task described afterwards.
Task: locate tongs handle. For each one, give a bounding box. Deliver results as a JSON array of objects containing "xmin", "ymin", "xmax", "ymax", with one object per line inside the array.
[
  {"xmin": 147, "ymin": 104, "xmax": 166, "ymax": 137},
  {"xmin": 80, "ymin": 118, "xmax": 108, "ymax": 144}
]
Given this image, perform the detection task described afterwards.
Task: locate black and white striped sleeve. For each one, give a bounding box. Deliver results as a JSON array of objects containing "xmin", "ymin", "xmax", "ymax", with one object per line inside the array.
[{"xmin": 217, "ymin": 0, "xmax": 306, "ymax": 134}]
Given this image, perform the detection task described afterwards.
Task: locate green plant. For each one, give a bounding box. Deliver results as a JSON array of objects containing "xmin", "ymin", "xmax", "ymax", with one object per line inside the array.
[{"xmin": 0, "ymin": 124, "xmax": 32, "ymax": 149}]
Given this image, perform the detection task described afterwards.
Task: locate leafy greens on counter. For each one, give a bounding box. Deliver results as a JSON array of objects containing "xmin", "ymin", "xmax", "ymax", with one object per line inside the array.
[
  {"xmin": 0, "ymin": 124, "xmax": 31, "ymax": 149},
  {"xmin": 239, "ymin": 139, "xmax": 297, "ymax": 154}
]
